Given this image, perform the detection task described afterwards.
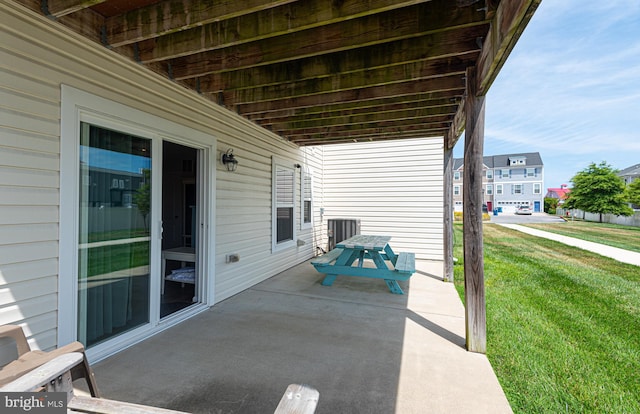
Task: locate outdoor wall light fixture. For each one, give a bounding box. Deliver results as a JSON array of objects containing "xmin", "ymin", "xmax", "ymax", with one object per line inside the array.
[{"xmin": 221, "ymin": 148, "xmax": 238, "ymax": 172}]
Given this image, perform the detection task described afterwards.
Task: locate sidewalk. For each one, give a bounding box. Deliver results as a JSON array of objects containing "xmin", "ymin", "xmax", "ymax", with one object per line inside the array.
[{"xmin": 497, "ymin": 224, "xmax": 640, "ymax": 267}]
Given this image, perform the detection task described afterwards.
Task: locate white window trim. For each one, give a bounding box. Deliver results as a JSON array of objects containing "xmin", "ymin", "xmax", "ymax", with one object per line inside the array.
[
  {"xmin": 496, "ymin": 184, "xmax": 503, "ymax": 195},
  {"xmin": 272, "ymin": 156, "xmax": 297, "ymax": 252},
  {"xmin": 533, "ymin": 182, "xmax": 542, "ymax": 194},
  {"xmin": 453, "ymin": 185, "xmax": 461, "ymax": 196},
  {"xmin": 60, "ymin": 86, "xmax": 216, "ymax": 361},
  {"xmin": 300, "ymin": 165, "xmax": 313, "ymax": 230}
]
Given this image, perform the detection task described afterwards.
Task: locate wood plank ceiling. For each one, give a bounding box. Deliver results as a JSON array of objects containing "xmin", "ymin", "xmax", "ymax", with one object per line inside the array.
[{"xmin": 14, "ymin": 0, "xmax": 540, "ymax": 146}]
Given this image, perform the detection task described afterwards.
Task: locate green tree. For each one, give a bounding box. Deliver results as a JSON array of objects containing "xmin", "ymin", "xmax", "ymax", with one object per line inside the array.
[
  {"xmin": 627, "ymin": 178, "xmax": 640, "ymax": 207},
  {"xmin": 134, "ymin": 168, "xmax": 151, "ymax": 232},
  {"xmin": 564, "ymin": 162, "xmax": 633, "ymax": 222},
  {"xmin": 544, "ymin": 197, "xmax": 558, "ymax": 214}
]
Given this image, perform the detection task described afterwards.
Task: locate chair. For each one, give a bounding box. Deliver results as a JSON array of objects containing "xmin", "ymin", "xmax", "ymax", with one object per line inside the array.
[
  {"xmin": 0, "ymin": 324, "xmax": 100, "ymax": 397},
  {"xmin": 2, "ymin": 352, "xmax": 319, "ymax": 414}
]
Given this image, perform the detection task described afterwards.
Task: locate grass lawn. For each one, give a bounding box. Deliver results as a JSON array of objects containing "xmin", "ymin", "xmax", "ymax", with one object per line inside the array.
[
  {"xmin": 453, "ymin": 223, "xmax": 640, "ymax": 413},
  {"xmin": 523, "ymin": 220, "xmax": 640, "ymax": 253}
]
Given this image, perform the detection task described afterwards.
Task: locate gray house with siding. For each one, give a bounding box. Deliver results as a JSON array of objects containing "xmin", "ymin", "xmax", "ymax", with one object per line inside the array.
[{"xmin": 453, "ymin": 152, "xmax": 544, "ymax": 213}]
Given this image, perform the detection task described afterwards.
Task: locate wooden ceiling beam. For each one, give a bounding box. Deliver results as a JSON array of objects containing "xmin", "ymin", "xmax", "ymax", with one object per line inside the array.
[
  {"xmin": 164, "ymin": 2, "xmax": 487, "ymax": 79},
  {"xmin": 233, "ymin": 85, "xmax": 464, "ymax": 115},
  {"xmin": 218, "ymin": 60, "xmax": 469, "ymax": 106},
  {"xmin": 254, "ymin": 101, "xmax": 458, "ymax": 125},
  {"xmin": 44, "ymin": 0, "xmax": 106, "ymax": 17},
  {"xmin": 124, "ymin": 0, "xmax": 433, "ymax": 61},
  {"xmin": 276, "ymin": 117, "xmax": 452, "ymax": 137},
  {"xmin": 289, "ymin": 128, "xmax": 450, "ymax": 146},
  {"xmin": 183, "ymin": 29, "xmax": 484, "ymax": 91},
  {"xmin": 266, "ymin": 108, "xmax": 454, "ymax": 131},
  {"xmin": 104, "ymin": 0, "xmax": 297, "ymax": 47},
  {"xmin": 242, "ymin": 91, "xmax": 460, "ymax": 118},
  {"xmin": 226, "ymin": 74, "xmax": 465, "ymax": 111}
]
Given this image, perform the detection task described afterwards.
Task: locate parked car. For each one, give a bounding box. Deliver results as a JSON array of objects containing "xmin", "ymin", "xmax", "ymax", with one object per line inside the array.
[{"xmin": 515, "ymin": 205, "xmax": 532, "ymax": 215}]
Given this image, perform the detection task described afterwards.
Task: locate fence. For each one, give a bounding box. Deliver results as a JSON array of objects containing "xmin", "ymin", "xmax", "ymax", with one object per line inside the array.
[{"xmin": 557, "ymin": 208, "xmax": 640, "ymax": 227}]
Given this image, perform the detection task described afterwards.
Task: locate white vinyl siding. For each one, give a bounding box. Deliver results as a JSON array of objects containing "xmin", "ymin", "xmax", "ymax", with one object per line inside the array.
[
  {"xmin": 321, "ymin": 138, "xmax": 443, "ymax": 261},
  {"xmin": 1, "ymin": 3, "xmax": 320, "ymax": 353}
]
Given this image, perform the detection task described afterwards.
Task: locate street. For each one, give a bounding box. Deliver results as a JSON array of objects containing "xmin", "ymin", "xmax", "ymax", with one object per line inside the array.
[{"xmin": 488, "ymin": 212, "xmax": 566, "ymax": 224}]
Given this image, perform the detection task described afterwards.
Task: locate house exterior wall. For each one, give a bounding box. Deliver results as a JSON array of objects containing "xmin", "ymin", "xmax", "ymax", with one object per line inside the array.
[
  {"xmin": 320, "ymin": 138, "xmax": 444, "ymax": 261},
  {"xmin": 493, "ymin": 165, "xmax": 544, "ymax": 212},
  {"xmin": 0, "ymin": 2, "xmax": 320, "ymax": 353}
]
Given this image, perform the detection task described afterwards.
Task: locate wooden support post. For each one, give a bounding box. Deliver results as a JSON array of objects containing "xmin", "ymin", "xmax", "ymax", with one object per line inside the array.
[
  {"xmin": 463, "ymin": 66, "xmax": 486, "ymax": 353},
  {"xmin": 443, "ymin": 145, "xmax": 454, "ymax": 283}
]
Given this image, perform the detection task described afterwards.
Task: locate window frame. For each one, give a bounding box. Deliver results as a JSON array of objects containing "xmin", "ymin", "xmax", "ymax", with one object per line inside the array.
[
  {"xmin": 533, "ymin": 183, "xmax": 541, "ymax": 194},
  {"xmin": 496, "ymin": 184, "xmax": 503, "ymax": 195},
  {"xmin": 453, "ymin": 185, "xmax": 461, "ymax": 196},
  {"xmin": 272, "ymin": 157, "xmax": 297, "ymax": 251}
]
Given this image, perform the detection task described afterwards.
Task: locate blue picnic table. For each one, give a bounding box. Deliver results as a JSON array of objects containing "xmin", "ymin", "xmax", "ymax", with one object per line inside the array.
[{"xmin": 311, "ymin": 234, "xmax": 415, "ymax": 294}]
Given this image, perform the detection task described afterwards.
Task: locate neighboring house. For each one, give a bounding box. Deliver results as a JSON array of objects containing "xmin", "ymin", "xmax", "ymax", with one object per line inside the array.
[
  {"xmin": 0, "ymin": 7, "xmax": 445, "ymax": 362},
  {"xmin": 619, "ymin": 163, "xmax": 640, "ymax": 209},
  {"xmin": 453, "ymin": 152, "xmax": 545, "ymax": 213},
  {"xmin": 618, "ymin": 163, "xmax": 640, "ymax": 185},
  {"xmin": 545, "ymin": 184, "xmax": 571, "ymax": 205}
]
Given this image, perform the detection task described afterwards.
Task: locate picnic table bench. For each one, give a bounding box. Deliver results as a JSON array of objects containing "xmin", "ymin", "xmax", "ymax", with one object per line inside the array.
[{"xmin": 311, "ymin": 235, "xmax": 415, "ymax": 294}]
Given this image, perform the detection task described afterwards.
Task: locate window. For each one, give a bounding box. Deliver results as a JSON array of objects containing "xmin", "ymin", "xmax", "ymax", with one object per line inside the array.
[
  {"xmin": 486, "ymin": 184, "xmax": 493, "ymax": 195},
  {"xmin": 509, "ymin": 157, "xmax": 526, "ymax": 165},
  {"xmin": 526, "ymin": 168, "xmax": 535, "ymax": 177},
  {"xmin": 273, "ymin": 158, "xmax": 296, "ymax": 250},
  {"xmin": 533, "ymin": 183, "xmax": 541, "ymax": 194},
  {"xmin": 513, "ymin": 184, "xmax": 523, "ymax": 194},
  {"xmin": 453, "ymin": 185, "xmax": 460, "ymax": 196},
  {"xmin": 486, "ymin": 169, "xmax": 493, "ymax": 179},
  {"xmin": 301, "ymin": 167, "xmax": 313, "ymax": 229},
  {"xmin": 501, "ymin": 169, "xmax": 510, "ymax": 178},
  {"xmin": 454, "ymin": 171, "xmax": 461, "ymax": 180},
  {"xmin": 496, "ymin": 184, "xmax": 503, "ymax": 195}
]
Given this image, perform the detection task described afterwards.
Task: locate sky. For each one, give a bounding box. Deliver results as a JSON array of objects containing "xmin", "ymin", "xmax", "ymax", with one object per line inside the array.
[{"xmin": 453, "ymin": 0, "xmax": 640, "ymax": 191}]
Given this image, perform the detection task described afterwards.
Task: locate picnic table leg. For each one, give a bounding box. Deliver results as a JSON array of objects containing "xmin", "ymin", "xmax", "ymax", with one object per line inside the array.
[
  {"xmin": 384, "ymin": 280, "xmax": 404, "ymax": 295},
  {"xmin": 370, "ymin": 251, "xmax": 404, "ymax": 294},
  {"xmin": 321, "ymin": 249, "xmax": 359, "ymax": 287},
  {"xmin": 321, "ymin": 274, "xmax": 338, "ymax": 286},
  {"xmin": 384, "ymin": 244, "xmax": 398, "ymax": 265}
]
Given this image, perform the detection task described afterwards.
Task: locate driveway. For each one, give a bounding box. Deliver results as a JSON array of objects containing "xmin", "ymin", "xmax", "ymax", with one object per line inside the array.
[{"xmin": 488, "ymin": 212, "xmax": 565, "ymax": 224}]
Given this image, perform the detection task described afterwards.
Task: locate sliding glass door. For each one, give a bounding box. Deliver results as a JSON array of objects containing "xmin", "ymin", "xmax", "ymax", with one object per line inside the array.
[{"xmin": 77, "ymin": 123, "xmax": 152, "ymax": 347}]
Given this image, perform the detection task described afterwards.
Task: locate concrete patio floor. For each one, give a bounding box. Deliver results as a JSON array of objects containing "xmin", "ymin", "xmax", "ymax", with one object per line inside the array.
[{"xmin": 89, "ymin": 259, "xmax": 512, "ymax": 414}]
